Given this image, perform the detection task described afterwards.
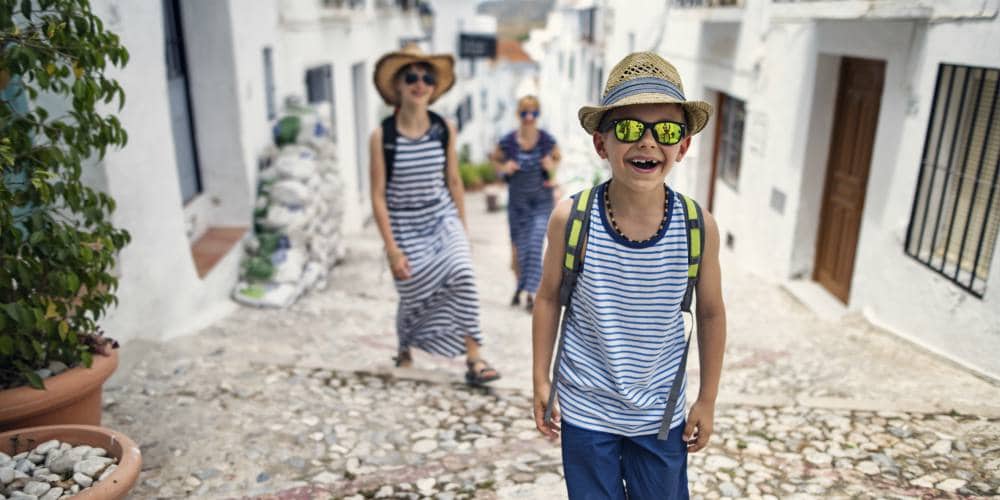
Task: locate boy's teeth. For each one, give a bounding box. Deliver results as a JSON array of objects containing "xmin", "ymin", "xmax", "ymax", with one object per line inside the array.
[{"xmin": 630, "ymin": 159, "xmax": 658, "ymax": 169}]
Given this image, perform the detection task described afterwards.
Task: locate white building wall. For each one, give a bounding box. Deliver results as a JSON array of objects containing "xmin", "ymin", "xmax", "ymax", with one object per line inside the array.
[
  {"xmin": 586, "ymin": 1, "xmax": 1000, "ymax": 377},
  {"xmin": 94, "ymin": 1, "xmax": 250, "ymax": 341}
]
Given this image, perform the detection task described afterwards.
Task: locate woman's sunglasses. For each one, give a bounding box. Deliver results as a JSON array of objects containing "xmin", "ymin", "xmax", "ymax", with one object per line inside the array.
[
  {"xmin": 519, "ymin": 109, "xmax": 539, "ymax": 119},
  {"xmin": 403, "ymin": 72, "xmax": 436, "ymax": 86},
  {"xmin": 601, "ymin": 118, "xmax": 687, "ymax": 146}
]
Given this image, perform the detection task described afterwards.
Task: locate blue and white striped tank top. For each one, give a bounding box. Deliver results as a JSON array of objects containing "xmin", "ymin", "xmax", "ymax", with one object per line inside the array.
[
  {"xmin": 557, "ymin": 181, "xmax": 690, "ymax": 436},
  {"xmin": 386, "ymin": 132, "xmax": 449, "ymax": 210}
]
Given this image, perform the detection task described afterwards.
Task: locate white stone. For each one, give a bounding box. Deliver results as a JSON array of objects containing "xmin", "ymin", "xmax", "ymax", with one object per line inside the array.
[
  {"xmin": 1, "ymin": 468, "xmax": 15, "ymax": 484},
  {"xmin": 705, "ymin": 455, "xmax": 740, "ymax": 470},
  {"xmin": 857, "ymin": 461, "xmax": 880, "ymax": 475},
  {"xmin": 22, "ymin": 482, "xmax": 50, "ymax": 496},
  {"xmin": 416, "ymin": 477, "xmax": 436, "ymax": 492},
  {"xmin": 312, "ymin": 472, "xmax": 339, "ymax": 484},
  {"xmin": 805, "ymin": 452, "xmax": 832, "ymax": 466},
  {"xmin": 935, "ymin": 478, "xmax": 967, "ymax": 492},
  {"xmin": 473, "ymin": 437, "xmax": 500, "ymax": 449},
  {"xmin": 39, "ymin": 487, "xmax": 63, "ymax": 500},
  {"xmin": 34, "ymin": 442, "xmax": 59, "ymax": 456},
  {"xmin": 98, "ymin": 464, "xmax": 118, "ymax": 482},
  {"xmin": 73, "ymin": 459, "xmax": 109, "ymax": 477},
  {"xmin": 413, "ymin": 440, "xmax": 438, "ymax": 454},
  {"xmin": 930, "ymin": 440, "xmax": 952, "ymax": 455},
  {"xmin": 72, "ymin": 472, "xmax": 93, "ymax": 487}
]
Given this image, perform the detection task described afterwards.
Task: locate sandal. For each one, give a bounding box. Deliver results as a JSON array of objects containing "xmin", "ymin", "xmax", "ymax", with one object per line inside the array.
[
  {"xmin": 525, "ymin": 294, "xmax": 534, "ymax": 313},
  {"xmin": 510, "ymin": 289, "xmax": 521, "ymax": 307},
  {"xmin": 393, "ymin": 349, "xmax": 413, "ymax": 368},
  {"xmin": 465, "ymin": 358, "xmax": 501, "ymax": 386}
]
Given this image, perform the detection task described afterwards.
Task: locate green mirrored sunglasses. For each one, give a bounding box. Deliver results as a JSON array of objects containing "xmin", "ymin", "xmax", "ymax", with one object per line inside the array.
[{"xmin": 602, "ymin": 118, "xmax": 687, "ymax": 146}]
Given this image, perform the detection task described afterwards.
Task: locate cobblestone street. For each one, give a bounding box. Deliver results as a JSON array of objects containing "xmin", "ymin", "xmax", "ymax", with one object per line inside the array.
[{"xmin": 106, "ymin": 192, "xmax": 1000, "ymax": 499}]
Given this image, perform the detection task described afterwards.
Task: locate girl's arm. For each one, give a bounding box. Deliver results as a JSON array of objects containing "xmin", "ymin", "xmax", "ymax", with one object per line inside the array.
[
  {"xmin": 369, "ymin": 128, "xmax": 410, "ymax": 279},
  {"xmin": 532, "ymin": 198, "xmax": 573, "ymax": 439},
  {"xmin": 443, "ymin": 121, "xmax": 467, "ymax": 227}
]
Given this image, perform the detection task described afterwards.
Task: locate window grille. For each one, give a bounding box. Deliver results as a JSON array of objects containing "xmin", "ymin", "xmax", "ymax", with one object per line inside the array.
[
  {"xmin": 716, "ymin": 93, "xmax": 746, "ymax": 190},
  {"xmin": 905, "ymin": 64, "xmax": 1000, "ymax": 297}
]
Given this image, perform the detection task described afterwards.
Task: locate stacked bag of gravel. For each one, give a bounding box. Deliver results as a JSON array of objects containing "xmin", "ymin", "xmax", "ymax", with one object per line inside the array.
[{"xmin": 233, "ymin": 102, "xmax": 347, "ymax": 308}]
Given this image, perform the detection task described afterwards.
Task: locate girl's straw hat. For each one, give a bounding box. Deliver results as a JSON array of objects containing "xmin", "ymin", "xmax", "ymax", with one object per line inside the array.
[
  {"xmin": 578, "ymin": 52, "xmax": 712, "ymax": 136},
  {"xmin": 373, "ymin": 44, "xmax": 455, "ymax": 106}
]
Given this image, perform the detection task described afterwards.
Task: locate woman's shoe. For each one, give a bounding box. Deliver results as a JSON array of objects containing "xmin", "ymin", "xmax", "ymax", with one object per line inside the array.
[
  {"xmin": 525, "ymin": 294, "xmax": 534, "ymax": 313},
  {"xmin": 392, "ymin": 349, "xmax": 413, "ymax": 368},
  {"xmin": 465, "ymin": 358, "xmax": 501, "ymax": 386},
  {"xmin": 510, "ymin": 290, "xmax": 521, "ymax": 307}
]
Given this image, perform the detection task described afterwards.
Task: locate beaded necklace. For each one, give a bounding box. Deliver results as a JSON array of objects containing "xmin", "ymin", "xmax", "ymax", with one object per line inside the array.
[{"xmin": 604, "ymin": 181, "xmax": 670, "ymax": 244}]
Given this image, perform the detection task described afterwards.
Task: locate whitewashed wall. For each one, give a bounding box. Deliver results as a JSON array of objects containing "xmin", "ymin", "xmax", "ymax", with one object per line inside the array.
[{"xmin": 594, "ymin": 0, "xmax": 1000, "ymax": 377}]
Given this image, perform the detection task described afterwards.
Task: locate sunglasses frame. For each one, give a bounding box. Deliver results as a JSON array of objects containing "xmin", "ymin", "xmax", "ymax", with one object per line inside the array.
[
  {"xmin": 403, "ymin": 72, "xmax": 437, "ymax": 86},
  {"xmin": 601, "ymin": 118, "xmax": 687, "ymax": 146},
  {"xmin": 519, "ymin": 109, "xmax": 540, "ymax": 119}
]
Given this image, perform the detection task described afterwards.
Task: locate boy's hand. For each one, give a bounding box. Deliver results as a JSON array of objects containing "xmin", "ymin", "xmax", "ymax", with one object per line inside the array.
[
  {"xmin": 533, "ymin": 382, "xmax": 561, "ymax": 440},
  {"xmin": 683, "ymin": 399, "xmax": 715, "ymax": 453}
]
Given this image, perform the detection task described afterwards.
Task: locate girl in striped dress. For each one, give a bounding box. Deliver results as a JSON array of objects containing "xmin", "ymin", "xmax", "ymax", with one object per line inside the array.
[
  {"xmin": 491, "ymin": 96, "xmax": 561, "ymax": 312},
  {"xmin": 532, "ymin": 53, "xmax": 727, "ymax": 499},
  {"xmin": 370, "ymin": 45, "xmax": 500, "ymax": 385}
]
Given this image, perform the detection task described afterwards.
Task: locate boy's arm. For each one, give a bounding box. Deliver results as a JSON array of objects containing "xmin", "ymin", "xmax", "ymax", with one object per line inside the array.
[
  {"xmin": 531, "ymin": 198, "xmax": 572, "ymax": 439},
  {"xmin": 684, "ymin": 209, "xmax": 727, "ymax": 452}
]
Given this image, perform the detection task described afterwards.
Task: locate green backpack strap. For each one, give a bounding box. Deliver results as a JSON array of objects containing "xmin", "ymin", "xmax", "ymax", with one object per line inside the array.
[
  {"xmin": 544, "ymin": 185, "xmax": 599, "ymax": 425},
  {"xmin": 657, "ymin": 191, "xmax": 704, "ymax": 440}
]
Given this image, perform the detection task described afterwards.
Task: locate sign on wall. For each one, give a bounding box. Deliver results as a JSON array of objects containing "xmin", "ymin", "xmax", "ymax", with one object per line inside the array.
[{"xmin": 459, "ymin": 33, "xmax": 496, "ymax": 59}]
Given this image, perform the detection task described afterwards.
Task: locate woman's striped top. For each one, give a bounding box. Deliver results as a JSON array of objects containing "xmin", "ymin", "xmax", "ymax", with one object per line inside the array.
[{"xmin": 557, "ymin": 181, "xmax": 690, "ymax": 436}]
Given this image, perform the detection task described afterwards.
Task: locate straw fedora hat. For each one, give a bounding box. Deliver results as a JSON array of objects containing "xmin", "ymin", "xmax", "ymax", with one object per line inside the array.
[
  {"xmin": 373, "ymin": 44, "xmax": 455, "ymax": 106},
  {"xmin": 579, "ymin": 52, "xmax": 712, "ymax": 136}
]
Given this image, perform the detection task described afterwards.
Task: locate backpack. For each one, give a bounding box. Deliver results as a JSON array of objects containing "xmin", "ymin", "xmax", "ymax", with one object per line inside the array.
[
  {"xmin": 381, "ymin": 110, "xmax": 450, "ymax": 183},
  {"xmin": 544, "ymin": 184, "xmax": 705, "ymax": 441}
]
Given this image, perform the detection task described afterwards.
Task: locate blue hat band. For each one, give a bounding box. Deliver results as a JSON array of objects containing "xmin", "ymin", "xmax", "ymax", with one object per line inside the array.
[{"xmin": 601, "ymin": 77, "xmax": 686, "ymax": 106}]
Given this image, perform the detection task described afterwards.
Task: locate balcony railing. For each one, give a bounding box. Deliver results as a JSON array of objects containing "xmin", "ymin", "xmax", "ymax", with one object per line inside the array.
[{"xmin": 671, "ymin": 0, "xmax": 742, "ymax": 7}]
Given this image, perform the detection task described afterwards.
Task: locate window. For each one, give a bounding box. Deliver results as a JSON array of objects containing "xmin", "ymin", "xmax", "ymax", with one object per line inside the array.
[
  {"xmin": 306, "ymin": 65, "xmax": 333, "ymax": 103},
  {"xmin": 714, "ymin": 93, "xmax": 746, "ymax": 190},
  {"xmin": 162, "ymin": 0, "xmax": 202, "ymax": 203},
  {"xmin": 906, "ymin": 64, "xmax": 1000, "ymax": 297},
  {"xmin": 263, "ymin": 47, "xmax": 276, "ymax": 120}
]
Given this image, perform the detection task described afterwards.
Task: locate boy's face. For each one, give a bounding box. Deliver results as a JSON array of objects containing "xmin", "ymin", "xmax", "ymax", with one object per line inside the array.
[{"xmin": 593, "ymin": 103, "xmax": 692, "ymax": 191}]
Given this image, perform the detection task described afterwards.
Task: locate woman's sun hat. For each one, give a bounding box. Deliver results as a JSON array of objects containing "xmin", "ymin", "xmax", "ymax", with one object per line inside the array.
[
  {"xmin": 578, "ymin": 52, "xmax": 713, "ymax": 136},
  {"xmin": 373, "ymin": 44, "xmax": 456, "ymax": 106}
]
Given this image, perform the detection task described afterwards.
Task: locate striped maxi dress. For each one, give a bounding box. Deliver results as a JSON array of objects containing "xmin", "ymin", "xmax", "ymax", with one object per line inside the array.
[
  {"xmin": 386, "ymin": 129, "xmax": 483, "ymax": 357},
  {"xmin": 556, "ymin": 181, "xmax": 690, "ymax": 436},
  {"xmin": 499, "ymin": 130, "xmax": 557, "ymax": 295}
]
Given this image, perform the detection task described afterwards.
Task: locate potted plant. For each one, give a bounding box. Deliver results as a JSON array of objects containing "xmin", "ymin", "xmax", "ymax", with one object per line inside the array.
[{"xmin": 0, "ymin": 0, "xmax": 131, "ymax": 430}]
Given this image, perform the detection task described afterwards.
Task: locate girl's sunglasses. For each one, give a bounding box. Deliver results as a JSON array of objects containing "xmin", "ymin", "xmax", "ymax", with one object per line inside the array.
[
  {"xmin": 519, "ymin": 109, "xmax": 539, "ymax": 119},
  {"xmin": 404, "ymin": 72, "xmax": 436, "ymax": 86},
  {"xmin": 602, "ymin": 118, "xmax": 687, "ymax": 146}
]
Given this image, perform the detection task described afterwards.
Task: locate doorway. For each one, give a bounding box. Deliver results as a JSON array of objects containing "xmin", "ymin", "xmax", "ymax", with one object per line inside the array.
[{"xmin": 813, "ymin": 57, "xmax": 885, "ymax": 303}]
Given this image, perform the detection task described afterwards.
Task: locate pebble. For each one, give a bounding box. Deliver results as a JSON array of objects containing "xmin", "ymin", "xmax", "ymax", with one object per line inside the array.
[{"xmin": 0, "ymin": 440, "xmax": 117, "ymax": 500}]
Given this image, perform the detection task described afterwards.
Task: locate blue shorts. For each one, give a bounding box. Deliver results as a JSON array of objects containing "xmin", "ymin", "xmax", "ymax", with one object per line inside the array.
[{"xmin": 561, "ymin": 421, "xmax": 689, "ymax": 500}]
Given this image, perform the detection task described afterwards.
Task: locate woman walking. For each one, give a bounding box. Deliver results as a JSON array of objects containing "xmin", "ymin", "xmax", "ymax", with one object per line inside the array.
[
  {"xmin": 369, "ymin": 45, "xmax": 500, "ymax": 385},
  {"xmin": 491, "ymin": 96, "xmax": 561, "ymax": 311}
]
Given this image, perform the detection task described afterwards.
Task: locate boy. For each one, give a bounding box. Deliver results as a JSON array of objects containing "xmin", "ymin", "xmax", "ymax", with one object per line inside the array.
[{"xmin": 532, "ymin": 52, "xmax": 727, "ymax": 499}]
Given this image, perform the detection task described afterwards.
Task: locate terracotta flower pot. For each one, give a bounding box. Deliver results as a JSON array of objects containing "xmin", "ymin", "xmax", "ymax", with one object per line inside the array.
[
  {"xmin": 0, "ymin": 349, "xmax": 118, "ymax": 432},
  {"xmin": 0, "ymin": 424, "xmax": 141, "ymax": 500}
]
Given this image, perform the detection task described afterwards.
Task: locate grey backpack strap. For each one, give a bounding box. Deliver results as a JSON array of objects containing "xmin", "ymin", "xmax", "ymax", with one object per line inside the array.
[
  {"xmin": 544, "ymin": 185, "xmax": 599, "ymax": 425},
  {"xmin": 657, "ymin": 192, "xmax": 704, "ymax": 440}
]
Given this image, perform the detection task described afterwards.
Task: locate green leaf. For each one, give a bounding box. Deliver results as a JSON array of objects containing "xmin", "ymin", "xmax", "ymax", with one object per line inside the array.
[
  {"xmin": 24, "ymin": 371, "xmax": 44, "ymax": 390},
  {"xmin": 58, "ymin": 320, "xmax": 69, "ymax": 340},
  {"xmin": 0, "ymin": 335, "xmax": 13, "ymax": 355},
  {"xmin": 20, "ymin": 0, "xmax": 31, "ymax": 19}
]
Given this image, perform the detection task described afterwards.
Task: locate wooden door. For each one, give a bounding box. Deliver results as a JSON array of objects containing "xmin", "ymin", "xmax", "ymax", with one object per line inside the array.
[{"xmin": 814, "ymin": 57, "xmax": 885, "ymax": 303}]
